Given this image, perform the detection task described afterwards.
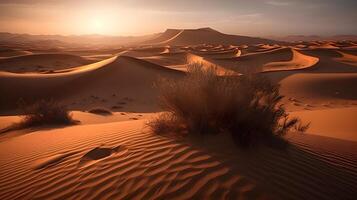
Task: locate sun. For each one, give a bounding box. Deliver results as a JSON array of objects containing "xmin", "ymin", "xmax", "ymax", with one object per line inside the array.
[
  {"xmin": 92, "ymin": 19, "xmax": 104, "ymax": 30},
  {"xmin": 90, "ymin": 18, "xmax": 105, "ymax": 33},
  {"xmin": 87, "ymin": 17, "xmax": 111, "ymax": 34}
]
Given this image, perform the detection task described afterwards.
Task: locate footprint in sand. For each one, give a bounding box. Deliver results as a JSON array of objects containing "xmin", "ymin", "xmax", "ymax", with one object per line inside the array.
[{"xmin": 78, "ymin": 145, "xmax": 127, "ymax": 168}]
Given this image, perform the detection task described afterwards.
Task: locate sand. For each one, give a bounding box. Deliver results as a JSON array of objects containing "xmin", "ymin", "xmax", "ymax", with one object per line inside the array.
[
  {"xmin": 0, "ymin": 55, "xmax": 183, "ymax": 113},
  {"xmin": 0, "ymin": 28, "xmax": 357, "ymax": 199},
  {"xmin": 0, "ymin": 49, "xmax": 32, "ymax": 58},
  {"xmin": 290, "ymin": 108, "xmax": 357, "ymax": 141},
  {"xmin": 144, "ymin": 28, "xmax": 284, "ymax": 46},
  {"xmin": 0, "ymin": 120, "xmax": 356, "ymax": 199},
  {"xmin": 0, "ymin": 53, "xmax": 93, "ymax": 73}
]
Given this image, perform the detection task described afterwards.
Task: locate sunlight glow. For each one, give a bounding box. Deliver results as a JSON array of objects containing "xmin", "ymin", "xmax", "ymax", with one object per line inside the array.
[
  {"xmin": 87, "ymin": 17, "xmax": 110, "ymax": 34},
  {"xmin": 92, "ymin": 18, "xmax": 104, "ymax": 31}
]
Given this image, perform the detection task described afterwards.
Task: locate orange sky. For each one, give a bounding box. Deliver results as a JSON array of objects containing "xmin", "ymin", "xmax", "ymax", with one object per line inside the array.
[{"xmin": 0, "ymin": 0, "xmax": 356, "ymax": 36}]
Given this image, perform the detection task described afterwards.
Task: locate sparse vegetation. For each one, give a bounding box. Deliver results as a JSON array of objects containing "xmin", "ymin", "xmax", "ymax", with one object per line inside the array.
[
  {"xmin": 148, "ymin": 63, "xmax": 308, "ymax": 148},
  {"xmin": 88, "ymin": 107, "xmax": 112, "ymax": 115},
  {"xmin": 1, "ymin": 99, "xmax": 76, "ymax": 133}
]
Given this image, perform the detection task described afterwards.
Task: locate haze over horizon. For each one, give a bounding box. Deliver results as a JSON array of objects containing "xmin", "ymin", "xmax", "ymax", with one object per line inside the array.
[{"xmin": 0, "ymin": 0, "xmax": 356, "ymax": 37}]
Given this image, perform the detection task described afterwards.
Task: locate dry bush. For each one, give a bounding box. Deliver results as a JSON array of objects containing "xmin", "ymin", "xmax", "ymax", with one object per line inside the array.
[
  {"xmin": 149, "ymin": 63, "xmax": 308, "ymax": 148},
  {"xmin": 88, "ymin": 107, "xmax": 112, "ymax": 115},
  {"xmin": 1, "ymin": 99, "xmax": 76, "ymax": 133},
  {"xmin": 147, "ymin": 113, "xmax": 187, "ymax": 136}
]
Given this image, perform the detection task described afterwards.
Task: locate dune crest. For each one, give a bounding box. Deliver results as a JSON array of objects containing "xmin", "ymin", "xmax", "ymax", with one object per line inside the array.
[
  {"xmin": 263, "ymin": 49, "xmax": 319, "ymax": 72},
  {"xmin": 334, "ymin": 51, "xmax": 357, "ymax": 66},
  {"xmin": 0, "ymin": 53, "xmax": 93, "ymax": 73}
]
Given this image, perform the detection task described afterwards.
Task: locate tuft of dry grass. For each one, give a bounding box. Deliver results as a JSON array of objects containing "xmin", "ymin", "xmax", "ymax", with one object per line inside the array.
[
  {"xmin": 148, "ymin": 63, "xmax": 308, "ymax": 148},
  {"xmin": 88, "ymin": 107, "xmax": 112, "ymax": 115},
  {"xmin": 147, "ymin": 113, "xmax": 187, "ymax": 136},
  {"xmin": 1, "ymin": 99, "xmax": 77, "ymax": 133}
]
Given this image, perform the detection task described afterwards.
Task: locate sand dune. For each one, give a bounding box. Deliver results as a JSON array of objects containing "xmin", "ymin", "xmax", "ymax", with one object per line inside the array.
[
  {"xmin": 334, "ymin": 51, "xmax": 357, "ymax": 66},
  {"xmin": 308, "ymin": 42, "xmax": 340, "ymax": 50},
  {"xmin": 191, "ymin": 47, "xmax": 241, "ymax": 59},
  {"xmin": 0, "ymin": 55, "xmax": 184, "ymax": 113},
  {"xmin": 0, "ymin": 49, "xmax": 32, "ymax": 58},
  {"xmin": 290, "ymin": 107, "xmax": 357, "ymax": 141},
  {"xmin": 139, "ymin": 52, "xmax": 188, "ymax": 69},
  {"xmin": 263, "ymin": 49, "xmax": 319, "ymax": 72},
  {"xmin": 240, "ymin": 44, "xmax": 282, "ymax": 54},
  {"xmin": 213, "ymin": 47, "xmax": 292, "ymax": 73},
  {"xmin": 144, "ymin": 28, "xmax": 284, "ymax": 46},
  {"xmin": 123, "ymin": 46, "xmax": 169, "ymax": 57},
  {"xmin": 0, "ymin": 53, "xmax": 92, "ymax": 73},
  {"xmin": 0, "ymin": 119, "xmax": 356, "ymax": 200},
  {"xmin": 185, "ymin": 53, "xmax": 238, "ymax": 75},
  {"xmin": 143, "ymin": 29, "xmax": 183, "ymax": 45},
  {"xmin": 213, "ymin": 48, "xmax": 318, "ymax": 73},
  {"xmin": 139, "ymin": 51, "xmax": 238, "ymax": 74},
  {"xmin": 278, "ymin": 73, "xmax": 357, "ymax": 108},
  {"xmin": 300, "ymin": 49, "xmax": 357, "ymax": 73}
]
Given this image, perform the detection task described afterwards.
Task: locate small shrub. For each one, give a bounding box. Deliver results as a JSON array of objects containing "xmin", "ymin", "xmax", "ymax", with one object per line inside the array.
[
  {"xmin": 21, "ymin": 99, "xmax": 75, "ymax": 126},
  {"xmin": 1, "ymin": 99, "xmax": 76, "ymax": 133},
  {"xmin": 149, "ymin": 63, "xmax": 308, "ymax": 148},
  {"xmin": 147, "ymin": 113, "xmax": 187, "ymax": 136},
  {"xmin": 88, "ymin": 108, "xmax": 112, "ymax": 115}
]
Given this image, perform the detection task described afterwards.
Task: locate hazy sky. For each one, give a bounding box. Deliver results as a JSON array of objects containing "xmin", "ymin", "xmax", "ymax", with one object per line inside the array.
[{"xmin": 0, "ymin": 0, "xmax": 356, "ymax": 36}]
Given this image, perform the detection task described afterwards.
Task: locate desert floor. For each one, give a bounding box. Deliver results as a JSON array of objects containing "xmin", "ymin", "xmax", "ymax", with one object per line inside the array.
[{"xmin": 0, "ymin": 30, "xmax": 357, "ymax": 199}]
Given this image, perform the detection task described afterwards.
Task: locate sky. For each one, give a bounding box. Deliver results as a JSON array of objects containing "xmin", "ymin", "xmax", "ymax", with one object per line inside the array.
[{"xmin": 0, "ymin": 0, "xmax": 356, "ymax": 37}]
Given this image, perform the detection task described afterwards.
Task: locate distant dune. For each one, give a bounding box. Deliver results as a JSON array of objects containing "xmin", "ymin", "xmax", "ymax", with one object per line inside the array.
[
  {"xmin": 0, "ymin": 53, "xmax": 92, "ymax": 73},
  {"xmin": 211, "ymin": 47, "xmax": 318, "ymax": 73},
  {"xmin": 0, "ymin": 32, "xmax": 159, "ymax": 49},
  {"xmin": 269, "ymin": 35, "xmax": 357, "ymax": 42},
  {"xmin": 0, "ymin": 49, "xmax": 32, "ymax": 58},
  {"xmin": 143, "ymin": 28, "xmax": 285, "ymax": 46}
]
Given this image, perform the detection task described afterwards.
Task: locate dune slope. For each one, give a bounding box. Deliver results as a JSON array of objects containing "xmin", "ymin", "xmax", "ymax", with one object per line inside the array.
[
  {"xmin": 0, "ymin": 53, "xmax": 92, "ymax": 73},
  {"xmin": 290, "ymin": 107, "xmax": 357, "ymax": 141},
  {"xmin": 0, "ymin": 56, "xmax": 184, "ymax": 113},
  {"xmin": 279, "ymin": 73, "xmax": 357, "ymax": 101}
]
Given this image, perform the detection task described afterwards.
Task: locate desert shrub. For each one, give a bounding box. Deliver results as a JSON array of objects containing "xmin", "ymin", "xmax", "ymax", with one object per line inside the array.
[
  {"xmin": 1, "ymin": 99, "xmax": 76, "ymax": 133},
  {"xmin": 20, "ymin": 99, "xmax": 76, "ymax": 126},
  {"xmin": 88, "ymin": 107, "xmax": 112, "ymax": 115},
  {"xmin": 149, "ymin": 63, "xmax": 308, "ymax": 148},
  {"xmin": 148, "ymin": 112, "xmax": 187, "ymax": 136}
]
